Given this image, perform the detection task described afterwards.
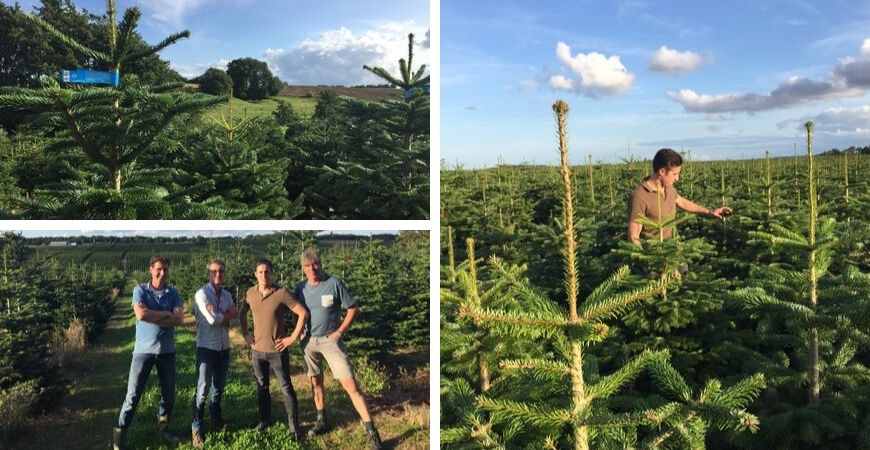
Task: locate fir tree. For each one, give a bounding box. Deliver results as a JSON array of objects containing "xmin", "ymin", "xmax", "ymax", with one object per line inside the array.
[
  {"xmin": 176, "ymin": 102, "xmax": 304, "ymax": 218},
  {"xmin": 0, "ymin": 0, "xmax": 223, "ymax": 217},
  {"xmin": 731, "ymin": 122, "xmax": 870, "ymax": 448},
  {"xmin": 363, "ymin": 33, "xmax": 429, "ymax": 151}
]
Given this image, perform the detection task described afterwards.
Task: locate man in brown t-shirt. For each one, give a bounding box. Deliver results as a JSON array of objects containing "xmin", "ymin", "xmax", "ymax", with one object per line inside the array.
[
  {"xmin": 239, "ymin": 258, "xmax": 309, "ymax": 439},
  {"xmin": 628, "ymin": 148, "xmax": 732, "ymax": 244}
]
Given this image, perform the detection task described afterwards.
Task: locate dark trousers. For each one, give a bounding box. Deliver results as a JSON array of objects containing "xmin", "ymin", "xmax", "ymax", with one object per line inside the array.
[
  {"xmin": 191, "ymin": 347, "xmax": 230, "ymax": 430},
  {"xmin": 251, "ymin": 349, "xmax": 298, "ymax": 429},
  {"xmin": 118, "ymin": 352, "xmax": 176, "ymax": 428}
]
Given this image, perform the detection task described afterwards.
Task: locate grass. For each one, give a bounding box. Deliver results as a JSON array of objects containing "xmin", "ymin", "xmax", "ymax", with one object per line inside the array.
[
  {"xmin": 11, "ymin": 291, "xmax": 429, "ymax": 449},
  {"xmin": 205, "ymin": 95, "xmax": 317, "ymax": 121}
]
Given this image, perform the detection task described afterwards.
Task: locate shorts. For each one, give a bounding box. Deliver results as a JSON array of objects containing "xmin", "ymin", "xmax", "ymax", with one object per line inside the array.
[{"xmin": 302, "ymin": 336, "xmax": 355, "ymax": 380}]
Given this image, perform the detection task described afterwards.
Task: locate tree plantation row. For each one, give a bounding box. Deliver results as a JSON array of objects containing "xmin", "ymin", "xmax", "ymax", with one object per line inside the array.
[
  {"xmin": 0, "ymin": 231, "xmax": 430, "ymax": 444},
  {"xmin": 0, "ymin": 0, "xmax": 429, "ymax": 219},
  {"xmin": 441, "ymin": 102, "xmax": 870, "ymax": 449}
]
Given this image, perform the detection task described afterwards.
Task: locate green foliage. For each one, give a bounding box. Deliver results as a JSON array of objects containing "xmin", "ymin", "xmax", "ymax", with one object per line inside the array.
[
  {"xmin": 195, "ymin": 67, "xmax": 233, "ymax": 95},
  {"xmin": 0, "ymin": 232, "xmax": 124, "ymax": 419},
  {"xmin": 353, "ymin": 356, "xmax": 390, "ymax": 394},
  {"xmin": 226, "ymin": 57, "xmax": 278, "ymax": 101},
  {"xmin": 0, "ymin": 379, "xmax": 40, "ymax": 442}
]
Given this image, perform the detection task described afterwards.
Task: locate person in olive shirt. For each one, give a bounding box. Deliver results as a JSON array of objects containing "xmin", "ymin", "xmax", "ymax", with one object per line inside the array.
[
  {"xmin": 295, "ymin": 248, "xmax": 383, "ymax": 450},
  {"xmin": 628, "ymin": 148, "xmax": 732, "ymax": 245},
  {"xmin": 238, "ymin": 258, "xmax": 308, "ymax": 440},
  {"xmin": 113, "ymin": 256, "xmax": 184, "ymax": 450}
]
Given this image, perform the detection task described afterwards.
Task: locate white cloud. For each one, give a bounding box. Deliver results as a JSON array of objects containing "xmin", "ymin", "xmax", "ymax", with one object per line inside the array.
[
  {"xmin": 551, "ymin": 41, "xmax": 634, "ymax": 96},
  {"xmin": 669, "ymin": 39, "xmax": 870, "ymax": 113},
  {"xmin": 172, "ymin": 59, "xmax": 229, "ymax": 80},
  {"xmin": 264, "ymin": 22, "xmax": 429, "ymax": 86},
  {"xmin": 136, "ymin": 0, "xmax": 206, "ymax": 27},
  {"xmin": 780, "ymin": 105, "xmax": 870, "ymax": 136},
  {"xmin": 649, "ymin": 45, "xmax": 702, "ymax": 74},
  {"xmin": 548, "ymin": 75, "xmax": 574, "ymax": 90}
]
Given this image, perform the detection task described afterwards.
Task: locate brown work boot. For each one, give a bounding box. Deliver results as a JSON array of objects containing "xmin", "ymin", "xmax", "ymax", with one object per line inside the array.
[
  {"xmin": 157, "ymin": 415, "xmax": 180, "ymax": 444},
  {"xmin": 112, "ymin": 427, "xmax": 127, "ymax": 450},
  {"xmin": 192, "ymin": 429, "xmax": 205, "ymax": 448}
]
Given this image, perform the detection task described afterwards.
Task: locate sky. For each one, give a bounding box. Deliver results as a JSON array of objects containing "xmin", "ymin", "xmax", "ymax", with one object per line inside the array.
[
  {"xmin": 5, "ymin": 0, "xmax": 429, "ymax": 84},
  {"xmin": 442, "ymin": 0, "xmax": 870, "ymax": 167}
]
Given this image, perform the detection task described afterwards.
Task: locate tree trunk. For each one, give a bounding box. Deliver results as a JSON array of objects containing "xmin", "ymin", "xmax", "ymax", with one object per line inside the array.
[
  {"xmin": 572, "ymin": 342, "xmax": 589, "ymax": 450},
  {"xmin": 478, "ymin": 353, "xmax": 491, "ymax": 392},
  {"xmin": 113, "ymin": 167, "xmax": 122, "ymax": 192}
]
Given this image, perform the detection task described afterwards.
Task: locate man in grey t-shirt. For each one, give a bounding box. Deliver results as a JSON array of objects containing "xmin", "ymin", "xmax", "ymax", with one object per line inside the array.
[{"xmin": 295, "ymin": 248, "xmax": 383, "ymax": 450}]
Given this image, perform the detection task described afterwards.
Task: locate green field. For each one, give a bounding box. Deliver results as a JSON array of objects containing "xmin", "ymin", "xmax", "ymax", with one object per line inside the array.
[{"xmin": 205, "ymin": 95, "xmax": 317, "ymax": 121}]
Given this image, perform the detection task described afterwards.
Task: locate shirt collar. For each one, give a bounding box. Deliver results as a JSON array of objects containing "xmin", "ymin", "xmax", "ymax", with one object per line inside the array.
[
  {"xmin": 145, "ymin": 283, "xmax": 169, "ymax": 295},
  {"xmin": 642, "ymin": 176, "xmax": 664, "ymax": 193}
]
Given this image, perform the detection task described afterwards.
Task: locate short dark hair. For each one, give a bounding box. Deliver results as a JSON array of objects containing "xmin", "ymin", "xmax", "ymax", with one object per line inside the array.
[
  {"xmin": 253, "ymin": 258, "xmax": 273, "ymax": 273},
  {"xmin": 149, "ymin": 255, "xmax": 170, "ymax": 268},
  {"xmin": 652, "ymin": 148, "xmax": 683, "ymax": 172}
]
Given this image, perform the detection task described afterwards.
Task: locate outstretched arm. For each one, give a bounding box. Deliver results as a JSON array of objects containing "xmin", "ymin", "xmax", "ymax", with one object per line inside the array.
[{"xmin": 676, "ymin": 196, "xmax": 732, "ymax": 220}]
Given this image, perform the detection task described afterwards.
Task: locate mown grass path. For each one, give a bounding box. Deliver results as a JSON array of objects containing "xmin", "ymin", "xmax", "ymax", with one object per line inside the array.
[{"xmin": 12, "ymin": 295, "xmax": 429, "ymax": 449}]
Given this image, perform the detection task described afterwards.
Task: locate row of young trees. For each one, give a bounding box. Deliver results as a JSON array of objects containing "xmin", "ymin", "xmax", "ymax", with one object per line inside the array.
[
  {"xmin": 0, "ymin": 233, "xmax": 125, "ymax": 443},
  {"xmin": 441, "ymin": 102, "xmax": 870, "ymax": 448},
  {"xmin": 0, "ymin": 0, "xmax": 430, "ymax": 219}
]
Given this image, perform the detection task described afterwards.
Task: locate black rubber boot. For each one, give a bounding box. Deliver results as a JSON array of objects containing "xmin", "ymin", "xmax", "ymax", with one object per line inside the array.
[
  {"xmin": 307, "ymin": 417, "xmax": 328, "ymax": 437},
  {"xmin": 112, "ymin": 427, "xmax": 127, "ymax": 450},
  {"xmin": 367, "ymin": 427, "xmax": 384, "ymax": 450}
]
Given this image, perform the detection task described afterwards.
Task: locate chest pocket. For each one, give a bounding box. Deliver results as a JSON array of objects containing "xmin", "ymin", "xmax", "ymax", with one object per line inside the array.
[{"xmin": 321, "ymin": 294, "xmax": 334, "ymax": 308}]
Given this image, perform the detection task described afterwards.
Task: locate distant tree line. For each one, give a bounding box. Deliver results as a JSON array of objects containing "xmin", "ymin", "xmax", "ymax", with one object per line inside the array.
[
  {"xmin": 193, "ymin": 58, "xmax": 284, "ymax": 100},
  {"xmin": 821, "ymin": 145, "xmax": 870, "ymax": 155}
]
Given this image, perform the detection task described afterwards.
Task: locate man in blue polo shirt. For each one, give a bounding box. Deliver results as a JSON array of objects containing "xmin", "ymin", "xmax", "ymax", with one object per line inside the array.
[
  {"xmin": 295, "ymin": 248, "xmax": 383, "ymax": 450},
  {"xmin": 113, "ymin": 255, "xmax": 184, "ymax": 450}
]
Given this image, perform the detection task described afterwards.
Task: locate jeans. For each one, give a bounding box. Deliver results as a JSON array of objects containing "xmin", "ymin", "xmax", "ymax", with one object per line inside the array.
[
  {"xmin": 191, "ymin": 347, "xmax": 230, "ymax": 431},
  {"xmin": 251, "ymin": 349, "xmax": 298, "ymax": 429},
  {"xmin": 118, "ymin": 352, "xmax": 176, "ymax": 428}
]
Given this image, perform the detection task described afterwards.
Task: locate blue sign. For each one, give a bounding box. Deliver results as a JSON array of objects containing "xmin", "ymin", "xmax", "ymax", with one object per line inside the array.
[
  {"xmin": 404, "ymin": 84, "xmax": 430, "ymax": 100},
  {"xmin": 61, "ymin": 69, "xmax": 120, "ymax": 86}
]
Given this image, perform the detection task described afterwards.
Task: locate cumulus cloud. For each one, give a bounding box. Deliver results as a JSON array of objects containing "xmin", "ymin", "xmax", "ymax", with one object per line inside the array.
[
  {"xmin": 421, "ymin": 29, "xmax": 430, "ymax": 49},
  {"xmin": 136, "ymin": 0, "xmax": 206, "ymax": 27},
  {"xmin": 550, "ymin": 41, "xmax": 635, "ymax": 96},
  {"xmin": 779, "ymin": 105, "xmax": 870, "ymax": 136},
  {"xmin": 669, "ymin": 38, "xmax": 870, "ymax": 113},
  {"xmin": 172, "ymin": 59, "xmax": 230, "ymax": 80},
  {"xmin": 264, "ymin": 22, "xmax": 429, "ymax": 86},
  {"xmin": 649, "ymin": 45, "xmax": 702, "ymax": 74}
]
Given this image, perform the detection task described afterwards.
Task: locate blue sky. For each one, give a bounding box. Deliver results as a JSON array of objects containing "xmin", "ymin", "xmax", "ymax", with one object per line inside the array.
[
  {"xmin": 6, "ymin": 0, "xmax": 429, "ymax": 85},
  {"xmin": 442, "ymin": 0, "xmax": 870, "ymax": 166}
]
